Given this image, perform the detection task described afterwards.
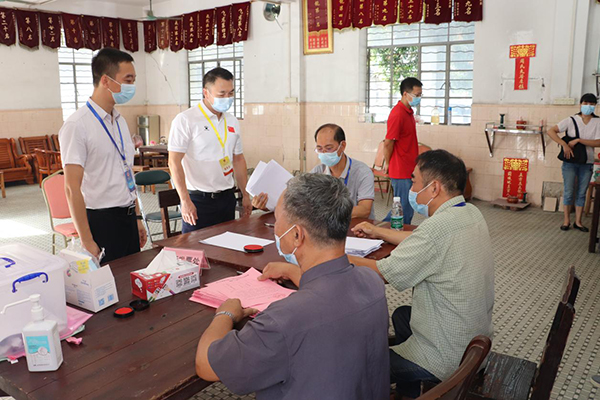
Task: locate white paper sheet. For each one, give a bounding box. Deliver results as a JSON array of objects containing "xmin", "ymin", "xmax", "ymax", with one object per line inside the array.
[
  {"xmin": 145, "ymin": 249, "xmax": 179, "ymax": 274},
  {"xmin": 246, "ymin": 160, "xmax": 293, "ymax": 211},
  {"xmin": 200, "ymin": 232, "xmax": 275, "ymax": 252},
  {"xmin": 345, "ymin": 237, "xmax": 384, "ymax": 257}
]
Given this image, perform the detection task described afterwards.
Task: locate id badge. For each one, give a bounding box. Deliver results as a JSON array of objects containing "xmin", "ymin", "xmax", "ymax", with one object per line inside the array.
[
  {"xmin": 123, "ymin": 163, "xmax": 136, "ymax": 192},
  {"xmin": 219, "ymin": 156, "xmax": 234, "ymax": 176}
]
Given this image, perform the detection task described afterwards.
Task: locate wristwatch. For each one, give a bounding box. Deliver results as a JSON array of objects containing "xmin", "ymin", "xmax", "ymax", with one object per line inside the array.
[
  {"xmin": 214, "ymin": 311, "xmax": 235, "ymax": 323},
  {"xmin": 136, "ymin": 215, "xmax": 143, "ymax": 220}
]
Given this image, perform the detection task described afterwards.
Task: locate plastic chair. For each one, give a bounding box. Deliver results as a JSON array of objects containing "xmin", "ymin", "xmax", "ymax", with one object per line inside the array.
[
  {"xmin": 41, "ymin": 170, "xmax": 78, "ymax": 254},
  {"xmin": 134, "ymin": 170, "xmax": 181, "ymax": 244}
]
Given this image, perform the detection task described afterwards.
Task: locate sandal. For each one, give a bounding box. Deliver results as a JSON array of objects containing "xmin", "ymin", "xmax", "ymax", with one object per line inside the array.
[
  {"xmin": 560, "ymin": 224, "xmax": 570, "ymax": 231},
  {"xmin": 574, "ymin": 224, "xmax": 589, "ymax": 232}
]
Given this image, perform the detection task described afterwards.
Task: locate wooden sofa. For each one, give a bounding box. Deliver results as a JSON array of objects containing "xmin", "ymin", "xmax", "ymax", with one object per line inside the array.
[{"xmin": 0, "ymin": 138, "xmax": 34, "ymax": 184}]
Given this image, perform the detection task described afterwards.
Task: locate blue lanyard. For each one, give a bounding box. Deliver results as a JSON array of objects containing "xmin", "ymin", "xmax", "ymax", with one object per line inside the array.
[
  {"xmin": 453, "ymin": 202, "xmax": 466, "ymax": 207},
  {"xmin": 86, "ymin": 101, "xmax": 125, "ymax": 161},
  {"xmin": 343, "ymin": 158, "xmax": 352, "ymax": 186}
]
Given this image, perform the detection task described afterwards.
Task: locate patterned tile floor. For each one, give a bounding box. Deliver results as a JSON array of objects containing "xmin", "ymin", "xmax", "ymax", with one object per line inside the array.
[{"xmin": 1, "ymin": 183, "xmax": 599, "ymax": 400}]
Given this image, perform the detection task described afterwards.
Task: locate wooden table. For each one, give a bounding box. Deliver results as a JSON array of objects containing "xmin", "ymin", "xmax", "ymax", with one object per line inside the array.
[
  {"xmin": 138, "ymin": 145, "xmax": 168, "ymax": 167},
  {"xmin": 589, "ymin": 182, "xmax": 599, "ymax": 253},
  {"xmin": 0, "ymin": 248, "xmax": 240, "ymax": 400},
  {"xmin": 154, "ymin": 212, "xmax": 412, "ymax": 271},
  {"xmin": 0, "ymin": 171, "xmax": 5, "ymax": 198}
]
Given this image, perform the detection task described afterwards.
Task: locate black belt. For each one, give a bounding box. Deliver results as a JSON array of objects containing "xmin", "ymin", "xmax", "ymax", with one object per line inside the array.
[
  {"xmin": 87, "ymin": 203, "xmax": 136, "ymax": 215},
  {"xmin": 189, "ymin": 188, "xmax": 235, "ymax": 200}
]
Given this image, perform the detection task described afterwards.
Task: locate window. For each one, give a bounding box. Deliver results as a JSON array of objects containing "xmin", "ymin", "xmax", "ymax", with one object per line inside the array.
[
  {"xmin": 58, "ymin": 35, "xmax": 96, "ymax": 121},
  {"xmin": 367, "ymin": 21, "xmax": 474, "ymax": 124},
  {"xmin": 188, "ymin": 41, "xmax": 244, "ymax": 119}
]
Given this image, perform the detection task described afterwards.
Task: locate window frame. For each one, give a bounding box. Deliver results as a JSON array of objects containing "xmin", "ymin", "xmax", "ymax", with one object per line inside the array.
[{"xmin": 58, "ymin": 35, "xmax": 96, "ymax": 121}]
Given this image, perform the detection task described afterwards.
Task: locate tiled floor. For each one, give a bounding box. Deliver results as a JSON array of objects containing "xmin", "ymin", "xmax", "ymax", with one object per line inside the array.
[{"xmin": 1, "ymin": 182, "xmax": 599, "ymax": 400}]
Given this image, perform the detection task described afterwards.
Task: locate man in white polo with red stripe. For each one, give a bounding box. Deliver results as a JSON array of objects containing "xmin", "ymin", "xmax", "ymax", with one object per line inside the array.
[{"xmin": 168, "ymin": 67, "xmax": 252, "ymax": 233}]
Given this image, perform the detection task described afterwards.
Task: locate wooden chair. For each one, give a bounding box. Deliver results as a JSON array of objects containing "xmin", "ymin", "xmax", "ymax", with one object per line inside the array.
[
  {"xmin": 51, "ymin": 134, "xmax": 60, "ymax": 151},
  {"xmin": 418, "ymin": 336, "xmax": 492, "ymax": 400},
  {"xmin": 34, "ymin": 149, "xmax": 62, "ymax": 188},
  {"xmin": 372, "ymin": 140, "xmax": 392, "ymax": 204},
  {"xmin": 41, "ymin": 170, "xmax": 78, "ymax": 254},
  {"xmin": 18, "ymin": 135, "xmax": 53, "ymax": 183},
  {"xmin": 158, "ymin": 189, "xmax": 182, "ymax": 238},
  {"xmin": 0, "ymin": 138, "xmax": 34, "ymax": 184},
  {"xmin": 418, "ymin": 142, "xmax": 433, "ymax": 155}
]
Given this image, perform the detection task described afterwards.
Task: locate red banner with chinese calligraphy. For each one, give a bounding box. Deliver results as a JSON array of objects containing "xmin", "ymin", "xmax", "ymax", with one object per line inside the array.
[
  {"xmin": 332, "ymin": 0, "xmax": 352, "ymax": 30},
  {"xmin": 0, "ymin": 8, "xmax": 16, "ymax": 46},
  {"xmin": 353, "ymin": 0, "xmax": 372, "ymax": 28},
  {"xmin": 15, "ymin": 10, "xmax": 39, "ymax": 48},
  {"xmin": 183, "ymin": 12, "xmax": 199, "ymax": 50},
  {"xmin": 216, "ymin": 6, "xmax": 232, "ymax": 46},
  {"xmin": 453, "ymin": 0, "xmax": 482, "ymax": 22},
  {"xmin": 63, "ymin": 13, "xmax": 84, "ymax": 50},
  {"xmin": 169, "ymin": 18, "xmax": 183, "ymax": 52},
  {"xmin": 399, "ymin": 0, "xmax": 423, "ymax": 24},
  {"xmin": 102, "ymin": 17, "xmax": 120, "ymax": 49},
  {"xmin": 232, "ymin": 2, "xmax": 250, "ymax": 42},
  {"xmin": 423, "ymin": 0, "xmax": 451, "ymax": 24},
  {"xmin": 198, "ymin": 10, "xmax": 215, "ymax": 47},
  {"xmin": 82, "ymin": 15, "xmax": 102, "ymax": 51},
  {"xmin": 509, "ymin": 44, "xmax": 536, "ymax": 91},
  {"xmin": 157, "ymin": 19, "xmax": 169, "ymax": 50},
  {"xmin": 304, "ymin": 0, "xmax": 333, "ymax": 54},
  {"xmin": 39, "ymin": 12, "xmax": 61, "ymax": 49},
  {"xmin": 502, "ymin": 158, "xmax": 529, "ymax": 199},
  {"xmin": 373, "ymin": 0, "xmax": 398, "ymax": 26},
  {"xmin": 120, "ymin": 19, "xmax": 139, "ymax": 52},
  {"xmin": 143, "ymin": 21, "xmax": 157, "ymax": 52}
]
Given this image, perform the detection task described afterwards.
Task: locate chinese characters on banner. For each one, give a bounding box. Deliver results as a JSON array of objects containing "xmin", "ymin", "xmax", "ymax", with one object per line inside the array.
[
  {"xmin": 424, "ymin": 0, "xmax": 451, "ymax": 24},
  {"xmin": 502, "ymin": 158, "xmax": 529, "ymax": 199},
  {"xmin": 198, "ymin": 10, "xmax": 215, "ymax": 47},
  {"xmin": 232, "ymin": 2, "xmax": 251, "ymax": 43},
  {"xmin": 15, "ymin": 10, "xmax": 39, "ymax": 48},
  {"xmin": 62, "ymin": 13, "xmax": 83, "ymax": 49},
  {"xmin": 303, "ymin": 0, "xmax": 334, "ymax": 54},
  {"xmin": 453, "ymin": 0, "xmax": 482, "ymax": 22},
  {"xmin": 399, "ymin": 0, "xmax": 423, "ymax": 24},
  {"xmin": 0, "ymin": 8, "xmax": 16, "ymax": 46},
  {"xmin": 352, "ymin": 0, "xmax": 372, "ymax": 28},
  {"xmin": 509, "ymin": 44, "xmax": 536, "ymax": 90},
  {"xmin": 169, "ymin": 18, "xmax": 183, "ymax": 52},
  {"xmin": 157, "ymin": 20, "xmax": 169, "ymax": 50},
  {"xmin": 143, "ymin": 21, "xmax": 157, "ymax": 52},
  {"xmin": 39, "ymin": 12, "xmax": 61, "ymax": 49},
  {"xmin": 82, "ymin": 15, "xmax": 102, "ymax": 51},
  {"xmin": 120, "ymin": 19, "xmax": 139, "ymax": 52},
  {"xmin": 332, "ymin": 0, "xmax": 352, "ymax": 29},
  {"xmin": 183, "ymin": 12, "xmax": 199, "ymax": 50},
  {"xmin": 216, "ymin": 5, "xmax": 232, "ymax": 46},
  {"xmin": 102, "ymin": 17, "xmax": 120, "ymax": 49},
  {"xmin": 372, "ymin": 0, "xmax": 398, "ymax": 26}
]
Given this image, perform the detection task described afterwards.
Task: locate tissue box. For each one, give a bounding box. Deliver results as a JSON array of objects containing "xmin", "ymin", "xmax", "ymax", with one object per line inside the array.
[
  {"xmin": 131, "ymin": 263, "xmax": 200, "ymax": 301},
  {"xmin": 60, "ymin": 249, "xmax": 119, "ymax": 313}
]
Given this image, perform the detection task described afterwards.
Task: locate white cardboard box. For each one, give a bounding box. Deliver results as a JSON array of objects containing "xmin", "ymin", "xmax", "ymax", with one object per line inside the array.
[{"xmin": 60, "ymin": 250, "xmax": 119, "ymax": 313}]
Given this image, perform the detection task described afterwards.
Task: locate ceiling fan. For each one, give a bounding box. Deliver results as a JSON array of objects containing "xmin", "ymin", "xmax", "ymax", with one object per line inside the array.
[
  {"xmin": 138, "ymin": 0, "xmax": 179, "ymax": 21},
  {"xmin": 0, "ymin": 0, "xmax": 56, "ymax": 5}
]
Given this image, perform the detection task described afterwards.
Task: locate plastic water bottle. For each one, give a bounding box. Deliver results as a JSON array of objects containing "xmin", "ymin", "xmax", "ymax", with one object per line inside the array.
[
  {"xmin": 431, "ymin": 107, "xmax": 440, "ymax": 125},
  {"xmin": 391, "ymin": 197, "xmax": 404, "ymax": 231},
  {"xmin": 448, "ymin": 107, "xmax": 453, "ymax": 125}
]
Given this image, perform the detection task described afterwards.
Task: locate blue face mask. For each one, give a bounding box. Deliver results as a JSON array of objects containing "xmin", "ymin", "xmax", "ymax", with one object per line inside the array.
[
  {"xmin": 408, "ymin": 182, "xmax": 434, "ymax": 217},
  {"xmin": 581, "ymin": 105, "xmax": 595, "ymax": 116},
  {"xmin": 108, "ymin": 76, "xmax": 136, "ymax": 105},
  {"xmin": 274, "ymin": 224, "xmax": 299, "ymax": 265},
  {"xmin": 408, "ymin": 92, "xmax": 421, "ymax": 107},
  {"xmin": 317, "ymin": 144, "xmax": 343, "ymax": 167},
  {"xmin": 212, "ymin": 96, "xmax": 234, "ymax": 113}
]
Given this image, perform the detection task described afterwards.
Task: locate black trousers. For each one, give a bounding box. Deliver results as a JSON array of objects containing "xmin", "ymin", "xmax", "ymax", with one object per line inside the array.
[
  {"xmin": 87, "ymin": 205, "xmax": 140, "ymax": 264},
  {"xmin": 182, "ymin": 189, "xmax": 236, "ymax": 234}
]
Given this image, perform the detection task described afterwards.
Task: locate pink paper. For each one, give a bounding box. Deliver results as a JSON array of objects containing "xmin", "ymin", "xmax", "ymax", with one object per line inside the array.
[
  {"xmin": 164, "ymin": 247, "xmax": 211, "ymax": 269},
  {"xmin": 66, "ymin": 337, "xmax": 83, "ymax": 345}
]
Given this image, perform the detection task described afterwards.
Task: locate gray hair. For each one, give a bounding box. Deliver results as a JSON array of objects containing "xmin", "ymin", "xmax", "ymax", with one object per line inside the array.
[{"xmin": 283, "ymin": 173, "xmax": 353, "ymax": 245}]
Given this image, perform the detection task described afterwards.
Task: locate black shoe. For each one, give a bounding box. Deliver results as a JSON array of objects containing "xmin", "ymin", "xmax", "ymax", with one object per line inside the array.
[
  {"xmin": 574, "ymin": 224, "xmax": 589, "ymax": 232},
  {"xmin": 560, "ymin": 224, "xmax": 570, "ymax": 231}
]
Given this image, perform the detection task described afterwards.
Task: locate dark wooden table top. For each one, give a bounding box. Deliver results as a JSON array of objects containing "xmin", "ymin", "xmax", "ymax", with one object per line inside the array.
[
  {"xmin": 154, "ymin": 212, "xmax": 414, "ymax": 271},
  {"xmin": 0, "ymin": 248, "xmax": 239, "ymax": 400},
  {"xmin": 589, "ymin": 182, "xmax": 599, "ymax": 253},
  {"xmin": 138, "ymin": 145, "xmax": 168, "ymax": 154}
]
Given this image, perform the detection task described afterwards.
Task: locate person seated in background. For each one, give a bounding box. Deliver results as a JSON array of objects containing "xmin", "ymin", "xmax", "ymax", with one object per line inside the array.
[
  {"xmin": 252, "ymin": 123, "xmax": 376, "ymax": 219},
  {"xmin": 195, "ymin": 173, "xmax": 390, "ymax": 400},
  {"xmin": 350, "ymin": 149, "xmax": 495, "ymax": 398}
]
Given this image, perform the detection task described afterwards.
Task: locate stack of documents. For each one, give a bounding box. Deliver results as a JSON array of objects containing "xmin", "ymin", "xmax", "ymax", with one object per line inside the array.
[
  {"xmin": 246, "ymin": 160, "xmax": 293, "ymax": 211},
  {"xmin": 190, "ymin": 268, "xmax": 295, "ymax": 312},
  {"xmin": 345, "ymin": 237, "xmax": 384, "ymax": 257}
]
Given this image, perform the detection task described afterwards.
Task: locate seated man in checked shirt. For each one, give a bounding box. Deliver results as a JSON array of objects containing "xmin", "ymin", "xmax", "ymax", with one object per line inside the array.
[{"xmin": 351, "ymin": 149, "xmax": 495, "ymax": 398}]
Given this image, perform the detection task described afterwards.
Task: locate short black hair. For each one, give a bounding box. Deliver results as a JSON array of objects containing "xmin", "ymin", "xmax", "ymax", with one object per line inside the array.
[
  {"xmin": 203, "ymin": 67, "xmax": 234, "ymax": 88},
  {"xmin": 400, "ymin": 77, "xmax": 423, "ymax": 95},
  {"xmin": 580, "ymin": 93, "xmax": 597, "ymax": 104},
  {"xmin": 314, "ymin": 123, "xmax": 346, "ymax": 143},
  {"xmin": 416, "ymin": 149, "xmax": 467, "ymax": 195},
  {"xmin": 91, "ymin": 48, "xmax": 134, "ymax": 86}
]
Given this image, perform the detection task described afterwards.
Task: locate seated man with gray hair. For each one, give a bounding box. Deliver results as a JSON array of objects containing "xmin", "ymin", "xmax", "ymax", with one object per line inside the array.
[{"xmin": 195, "ymin": 173, "xmax": 390, "ymax": 400}]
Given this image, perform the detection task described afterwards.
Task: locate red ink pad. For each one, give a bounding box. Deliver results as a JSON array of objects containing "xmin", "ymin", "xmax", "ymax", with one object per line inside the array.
[
  {"xmin": 113, "ymin": 306, "xmax": 134, "ymax": 319},
  {"xmin": 244, "ymin": 244, "xmax": 264, "ymax": 253}
]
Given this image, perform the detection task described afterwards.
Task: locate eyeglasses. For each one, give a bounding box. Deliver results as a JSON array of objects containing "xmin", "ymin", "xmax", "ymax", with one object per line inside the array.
[{"xmin": 314, "ymin": 143, "xmax": 342, "ymax": 154}]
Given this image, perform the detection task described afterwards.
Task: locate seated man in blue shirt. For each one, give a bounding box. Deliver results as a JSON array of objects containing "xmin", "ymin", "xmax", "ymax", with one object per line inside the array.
[{"xmin": 195, "ymin": 173, "xmax": 390, "ymax": 400}]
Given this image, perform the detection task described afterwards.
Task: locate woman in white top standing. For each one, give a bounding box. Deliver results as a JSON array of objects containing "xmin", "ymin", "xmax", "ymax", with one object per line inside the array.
[{"xmin": 547, "ymin": 93, "xmax": 600, "ymax": 232}]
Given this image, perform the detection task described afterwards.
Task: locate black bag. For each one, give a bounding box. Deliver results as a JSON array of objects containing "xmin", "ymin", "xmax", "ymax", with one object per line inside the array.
[{"xmin": 558, "ymin": 116, "xmax": 587, "ymax": 164}]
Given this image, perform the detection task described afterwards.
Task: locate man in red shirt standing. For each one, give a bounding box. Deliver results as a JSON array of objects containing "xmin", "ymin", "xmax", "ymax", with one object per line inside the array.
[{"xmin": 384, "ymin": 77, "xmax": 422, "ymax": 224}]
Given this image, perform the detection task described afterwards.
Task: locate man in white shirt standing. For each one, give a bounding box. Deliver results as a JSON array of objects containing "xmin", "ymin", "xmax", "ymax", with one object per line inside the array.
[
  {"xmin": 59, "ymin": 48, "xmax": 147, "ymax": 263},
  {"xmin": 168, "ymin": 67, "xmax": 252, "ymax": 232}
]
